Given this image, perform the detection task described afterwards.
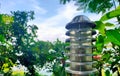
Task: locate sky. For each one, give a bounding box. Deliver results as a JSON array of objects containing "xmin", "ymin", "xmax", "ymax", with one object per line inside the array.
[{"xmin": 0, "ymin": 0, "xmax": 102, "ymax": 42}]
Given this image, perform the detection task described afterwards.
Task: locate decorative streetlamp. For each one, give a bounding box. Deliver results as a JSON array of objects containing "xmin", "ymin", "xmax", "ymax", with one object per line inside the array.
[{"xmin": 65, "ymin": 15, "xmax": 96, "ymax": 76}]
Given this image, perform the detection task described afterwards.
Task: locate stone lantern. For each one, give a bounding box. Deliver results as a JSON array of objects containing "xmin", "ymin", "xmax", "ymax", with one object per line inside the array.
[{"xmin": 65, "ymin": 15, "xmax": 96, "ymax": 76}]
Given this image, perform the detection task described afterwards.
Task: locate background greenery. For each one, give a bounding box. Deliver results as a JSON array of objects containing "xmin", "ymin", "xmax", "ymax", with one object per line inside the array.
[
  {"xmin": 0, "ymin": 11, "xmax": 67, "ymax": 76},
  {"xmin": 0, "ymin": 0, "xmax": 120, "ymax": 76}
]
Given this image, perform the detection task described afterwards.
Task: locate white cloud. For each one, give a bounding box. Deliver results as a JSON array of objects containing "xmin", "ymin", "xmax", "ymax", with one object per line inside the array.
[
  {"xmin": 36, "ymin": 2, "xmax": 83, "ymax": 42},
  {"xmin": 36, "ymin": 1, "xmax": 102, "ymax": 42},
  {"xmin": 29, "ymin": 0, "xmax": 47, "ymax": 15},
  {"xmin": 33, "ymin": 5, "xmax": 47, "ymax": 14},
  {"xmin": 58, "ymin": 2, "xmax": 82, "ymax": 20}
]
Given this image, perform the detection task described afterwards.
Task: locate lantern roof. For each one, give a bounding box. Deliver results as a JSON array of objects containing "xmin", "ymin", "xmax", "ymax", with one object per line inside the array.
[
  {"xmin": 66, "ymin": 31, "xmax": 70, "ymax": 36},
  {"xmin": 66, "ymin": 15, "xmax": 96, "ymax": 29}
]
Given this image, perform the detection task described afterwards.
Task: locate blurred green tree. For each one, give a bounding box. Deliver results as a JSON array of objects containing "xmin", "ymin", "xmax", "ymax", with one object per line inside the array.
[{"xmin": 10, "ymin": 11, "xmax": 39, "ymax": 76}]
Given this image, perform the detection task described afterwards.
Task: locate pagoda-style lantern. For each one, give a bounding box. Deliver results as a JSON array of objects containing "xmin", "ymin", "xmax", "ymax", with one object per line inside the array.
[{"xmin": 65, "ymin": 15, "xmax": 96, "ymax": 76}]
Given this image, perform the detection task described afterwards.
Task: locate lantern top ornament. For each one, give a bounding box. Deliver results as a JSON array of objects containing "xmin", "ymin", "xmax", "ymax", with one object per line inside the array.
[{"xmin": 65, "ymin": 15, "xmax": 96, "ymax": 29}]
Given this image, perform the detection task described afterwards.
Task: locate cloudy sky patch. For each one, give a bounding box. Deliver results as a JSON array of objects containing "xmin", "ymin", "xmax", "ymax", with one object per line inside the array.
[{"xmin": 0, "ymin": 0, "xmax": 101, "ymax": 42}]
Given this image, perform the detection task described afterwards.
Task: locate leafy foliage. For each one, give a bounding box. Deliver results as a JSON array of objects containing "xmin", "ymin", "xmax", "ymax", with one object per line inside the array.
[
  {"xmin": 60, "ymin": 0, "xmax": 115, "ymax": 13},
  {"xmin": 0, "ymin": 11, "xmax": 67, "ymax": 76},
  {"xmin": 106, "ymin": 30, "xmax": 120, "ymax": 46},
  {"xmin": 0, "ymin": 11, "xmax": 42, "ymax": 76},
  {"xmin": 100, "ymin": 7, "xmax": 120, "ymax": 21},
  {"xmin": 93, "ymin": 6, "xmax": 120, "ymax": 76},
  {"xmin": 0, "ymin": 14, "xmax": 14, "ymax": 75},
  {"xmin": 10, "ymin": 11, "xmax": 38, "ymax": 76}
]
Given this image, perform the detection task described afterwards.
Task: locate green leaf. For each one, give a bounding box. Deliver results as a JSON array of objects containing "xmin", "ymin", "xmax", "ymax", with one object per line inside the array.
[
  {"xmin": 106, "ymin": 30, "xmax": 120, "ymax": 46},
  {"xmin": 105, "ymin": 70, "xmax": 110, "ymax": 76},
  {"xmin": 95, "ymin": 21, "xmax": 105, "ymax": 35},
  {"xmin": 100, "ymin": 9, "xmax": 120, "ymax": 21},
  {"xmin": 104, "ymin": 37, "xmax": 110, "ymax": 44},
  {"xmin": 3, "ymin": 68, "xmax": 10, "ymax": 73},
  {"xmin": 95, "ymin": 35, "xmax": 104, "ymax": 53},
  {"xmin": 102, "ymin": 53, "xmax": 110, "ymax": 62},
  {"xmin": 0, "ymin": 35, "xmax": 5, "ymax": 42},
  {"xmin": 104, "ymin": 22, "xmax": 114, "ymax": 27}
]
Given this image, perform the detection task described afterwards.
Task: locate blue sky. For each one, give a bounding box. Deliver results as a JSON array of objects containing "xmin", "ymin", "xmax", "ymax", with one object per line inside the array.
[{"xmin": 0, "ymin": 0, "xmax": 102, "ymax": 42}]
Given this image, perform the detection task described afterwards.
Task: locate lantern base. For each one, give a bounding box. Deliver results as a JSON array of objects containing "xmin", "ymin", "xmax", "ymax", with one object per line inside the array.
[{"xmin": 66, "ymin": 67, "xmax": 97, "ymax": 76}]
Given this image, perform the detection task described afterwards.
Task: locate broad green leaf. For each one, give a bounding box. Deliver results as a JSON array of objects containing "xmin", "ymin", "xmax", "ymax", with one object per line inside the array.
[
  {"xmin": 102, "ymin": 53, "xmax": 110, "ymax": 62},
  {"xmin": 104, "ymin": 37, "xmax": 110, "ymax": 44},
  {"xmin": 95, "ymin": 35, "xmax": 104, "ymax": 53},
  {"xmin": 100, "ymin": 9, "xmax": 120, "ymax": 21},
  {"xmin": 106, "ymin": 30, "xmax": 120, "ymax": 46},
  {"xmin": 104, "ymin": 22, "xmax": 114, "ymax": 27},
  {"xmin": 105, "ymin": 70, "xmax": 110, "ymax": 76},
  {"xmin": 95, "ymin": 21, "xmax": 105, "ymax": 35}
]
